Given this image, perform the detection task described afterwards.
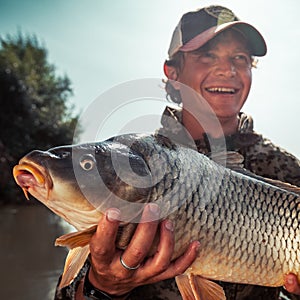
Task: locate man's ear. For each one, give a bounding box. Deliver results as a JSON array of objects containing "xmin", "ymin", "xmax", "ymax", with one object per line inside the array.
[{"xmin": 163, "ymin": 61, "xmax": 178, "ymax": 80}]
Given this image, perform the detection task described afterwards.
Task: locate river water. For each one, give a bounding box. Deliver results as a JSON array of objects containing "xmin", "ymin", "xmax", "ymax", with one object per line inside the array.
[{"xmin": 0, "ymin": 203, "xmax": 74, "ymax": 300}]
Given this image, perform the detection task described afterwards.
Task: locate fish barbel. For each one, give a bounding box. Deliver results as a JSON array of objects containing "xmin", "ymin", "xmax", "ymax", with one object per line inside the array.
[{"xmin": 13, "ymin": 133, "xmax": 300, "ymax": 300}]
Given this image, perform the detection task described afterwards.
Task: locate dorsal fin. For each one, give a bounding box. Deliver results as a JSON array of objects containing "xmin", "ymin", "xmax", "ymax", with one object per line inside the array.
[
  {"xmin": 210, "ymin": 151, "xmax": 300, "ymax": 196},
  {"xmin": 247, "ymin": 175, "xmax": 300, "ymax": 196}
]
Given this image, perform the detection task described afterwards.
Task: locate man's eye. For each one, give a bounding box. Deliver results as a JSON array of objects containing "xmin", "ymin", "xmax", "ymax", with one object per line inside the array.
[
  {"xmin": 198, "ymin": 52, "xmax": 216, "ymax": 63},
  {"xmin": 235, "ymin": 54, "xmax": 247, "ymax": 60},
  {"xmin": 233, "ymin": 55, "xmax": 251, "ymax": 66},
  {"xmin": 202, "ymin": 52, "xmax": 215, "ymax": 58}
]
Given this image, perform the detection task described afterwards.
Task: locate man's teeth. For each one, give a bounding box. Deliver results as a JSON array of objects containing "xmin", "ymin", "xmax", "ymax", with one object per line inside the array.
[{"xmin": 207, "ymin": 87, "xmax": 236, "ymax": 94}]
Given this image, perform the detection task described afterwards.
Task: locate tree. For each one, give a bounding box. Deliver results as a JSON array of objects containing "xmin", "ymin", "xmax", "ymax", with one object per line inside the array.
[{"xmin": 0, "ymin": 32, "xmax": 79, "ymax": 203}]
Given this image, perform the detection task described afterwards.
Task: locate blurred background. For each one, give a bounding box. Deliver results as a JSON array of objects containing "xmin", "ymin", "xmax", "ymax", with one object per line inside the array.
[
  {"xmin": 1, "ymin": 0, "xmax": 299, "ymax": 155},
  {"xmin": 0, "ymin": 0, "xmax": 299, "ymax": 299}
]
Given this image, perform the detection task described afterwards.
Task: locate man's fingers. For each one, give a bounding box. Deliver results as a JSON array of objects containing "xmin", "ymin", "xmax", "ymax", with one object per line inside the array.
[
  {"xmin": 120, "ymin": 203, "xmax": 160, "ymax": 271},
  {"xmin": 143, "ymin": 219, "xmax": 175, "ymax": 274},
  {"xmin": 144, "ymin": 239, "xmax": 200, "ymax": 284},
  {"xmin": 170, "ymin": 240, "xmax": 200, "ymax": 274},
  {"xmin": 90, "ymin": 208, "xmax": 121, "ymax": 263},
  {"xmin": 284, "ymin": 273, "xmax": 300, "ymax": 295}
]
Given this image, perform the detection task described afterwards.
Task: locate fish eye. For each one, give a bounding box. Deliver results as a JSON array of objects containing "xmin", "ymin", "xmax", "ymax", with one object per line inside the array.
[{"xmin": 79, "ymin": 154, "xmax": 96, "ymax": 171}]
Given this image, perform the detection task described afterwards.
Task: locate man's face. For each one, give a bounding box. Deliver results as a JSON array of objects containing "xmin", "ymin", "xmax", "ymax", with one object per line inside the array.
[{"xmin": 175, "ymin": 30, "xmax": 253, "ymax": 121}]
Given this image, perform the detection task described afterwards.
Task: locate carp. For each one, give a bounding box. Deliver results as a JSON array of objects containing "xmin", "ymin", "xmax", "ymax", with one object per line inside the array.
[{"xmin": 13, "ymin": 133, "xmax": 300, "ymax": 300}]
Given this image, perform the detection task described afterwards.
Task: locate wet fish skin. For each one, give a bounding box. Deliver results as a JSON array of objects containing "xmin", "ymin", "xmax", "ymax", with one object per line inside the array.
[{"xmin": 13, "ymin": 133, "xmax": 300, "ymax": 299}]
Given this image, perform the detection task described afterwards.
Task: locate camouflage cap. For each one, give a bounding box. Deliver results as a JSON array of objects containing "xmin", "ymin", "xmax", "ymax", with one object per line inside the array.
[{"xmin": 168, "ymin": 5, "xmax": 267, "ymax": 57}]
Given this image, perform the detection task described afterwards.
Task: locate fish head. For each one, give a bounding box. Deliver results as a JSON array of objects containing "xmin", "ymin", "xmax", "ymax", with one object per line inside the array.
[{"xmin": 13, "ymin": 137, "xmax": 154, "ymax": 224}]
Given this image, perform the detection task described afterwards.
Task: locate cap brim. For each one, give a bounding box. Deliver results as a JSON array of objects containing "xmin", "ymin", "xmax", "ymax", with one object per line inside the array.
[{"xmin": 179, "ymin": 21, "xmax": 267, "ymax": 57}]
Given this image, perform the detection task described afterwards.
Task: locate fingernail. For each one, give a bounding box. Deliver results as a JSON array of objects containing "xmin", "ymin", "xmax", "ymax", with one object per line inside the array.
[
  {"xmin": 165, "ymin": 220, "xmax": 174, "ymax": 232},
  {"xmin": 148, "ymin": 203, "xmax": 160, "ymax": 215},
  {"xmin": 106, "ymin": 208, "xmax": 121, "ymax": 222},
  {"xmin": 287, "ymin": 277, "xmax": 294, "ymax": 285}
]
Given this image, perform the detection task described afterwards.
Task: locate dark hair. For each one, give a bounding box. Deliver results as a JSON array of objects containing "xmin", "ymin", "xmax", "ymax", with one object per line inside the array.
[{"xmin": 164, "ymin": 51, "xmax": 185, "ymax": 104}]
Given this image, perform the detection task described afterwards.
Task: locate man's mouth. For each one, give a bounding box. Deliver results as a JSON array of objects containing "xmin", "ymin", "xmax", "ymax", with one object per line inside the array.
[{"xmin": 205, "ymin": 87, "xmax": 237, "ymax": 94}]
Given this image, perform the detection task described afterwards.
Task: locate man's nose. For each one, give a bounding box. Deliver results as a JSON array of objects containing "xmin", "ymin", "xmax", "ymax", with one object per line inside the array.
[{"xmin": 214, "ymin": 57, "xmax": 237, "ymax": 77}]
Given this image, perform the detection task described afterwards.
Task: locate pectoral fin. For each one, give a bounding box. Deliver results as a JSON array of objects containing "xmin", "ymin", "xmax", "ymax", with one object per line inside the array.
[
  {"xmin": 59, "ymin": 244, "xmax": 90, "ymax": 288},
  {"xmin": 55, "ymin": 225, "xmax": 97, "ymax": 248},
  {"xmin": 175, "ymin": 274, "xmax": 226, "ymax": 300}
]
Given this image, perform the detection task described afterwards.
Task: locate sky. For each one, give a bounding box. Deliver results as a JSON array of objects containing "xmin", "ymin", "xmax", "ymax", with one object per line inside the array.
[{"xmin": 1, "ymin": 0, "xmax": 300, "ymax": 157}]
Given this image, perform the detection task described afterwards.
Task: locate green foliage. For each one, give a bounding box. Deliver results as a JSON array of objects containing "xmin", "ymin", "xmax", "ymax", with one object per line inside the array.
[{"xmin": 0, "ymin": 32, "xmax": 79, "ymax": 203}]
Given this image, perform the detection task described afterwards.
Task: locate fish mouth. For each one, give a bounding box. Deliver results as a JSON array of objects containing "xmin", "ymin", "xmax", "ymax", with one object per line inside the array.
[{"xmin": 13, "ymin": 161, "xmax": 52, "ymax": 200}]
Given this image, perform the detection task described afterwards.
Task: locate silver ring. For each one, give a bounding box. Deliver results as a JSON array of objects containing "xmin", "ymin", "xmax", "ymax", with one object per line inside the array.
[{"xmin": 120, "ymin": 254, "xmax": 141, "ymax": 270}]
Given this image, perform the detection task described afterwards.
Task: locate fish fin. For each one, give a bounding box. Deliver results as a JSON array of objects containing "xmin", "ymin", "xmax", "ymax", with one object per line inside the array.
[
  {"xmin": 229, "ymin": 163, "xmax": 300, "ymax": 196},
  {"xmin": 211, "ymin": 151, "xmax": 300, "ymax": 196},
  {"xmin": 256, "ymin": 177, "xmax": 300, "ymax": 196},
  {"xmin": 55, "ymin": 225, "xmax": 97, "ymax": 249},
  {"xmin": 59, "ymin": 244, "xmax": 90, "ymax": 288},
  {"xmin": 175, "ymin": 274, "xmax": 226, "ymax": 300},
  {"xmin": 176, "ymin": 274, "xmax": 197, "ymax": 300}
]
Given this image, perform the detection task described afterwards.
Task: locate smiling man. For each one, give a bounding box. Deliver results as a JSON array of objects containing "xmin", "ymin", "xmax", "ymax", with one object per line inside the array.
[{"xmin": 164, "ymin": 31, "xmax": 254, "ymax": 142}]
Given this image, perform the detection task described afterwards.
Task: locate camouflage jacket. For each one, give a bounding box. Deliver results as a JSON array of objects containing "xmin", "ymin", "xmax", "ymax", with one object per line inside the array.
[{"xmin": 55, "ymin": 108, "xmax": 300, "ymax": 300}]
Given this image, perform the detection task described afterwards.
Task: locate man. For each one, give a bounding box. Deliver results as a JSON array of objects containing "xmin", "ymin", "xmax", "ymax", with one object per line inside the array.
[{"xmin": 55, "ymin": 5, "xmax": 300, "ymax": 300}]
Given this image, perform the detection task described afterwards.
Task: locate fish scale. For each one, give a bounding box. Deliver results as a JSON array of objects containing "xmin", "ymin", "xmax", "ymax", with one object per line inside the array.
[
  {"xmin": 180, "ymin": 174, "xmax": 300, "ymax": 286},
  {"xmin": 12, "ymin": 133, "xmax": 300, "ymax": 299},
  {"xmin": 138, "ymin": 142, "xmax": 299, "ymax": 285}
]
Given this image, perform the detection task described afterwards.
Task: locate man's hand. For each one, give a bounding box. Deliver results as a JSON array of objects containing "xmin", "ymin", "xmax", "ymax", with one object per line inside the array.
[
  {"xmin": 284, "ymin": 273, "xmax": 300, "ymax": 295},
  {"xmin": 80, "ymin": 203, "xmax": 199, "ymax": 298}
]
